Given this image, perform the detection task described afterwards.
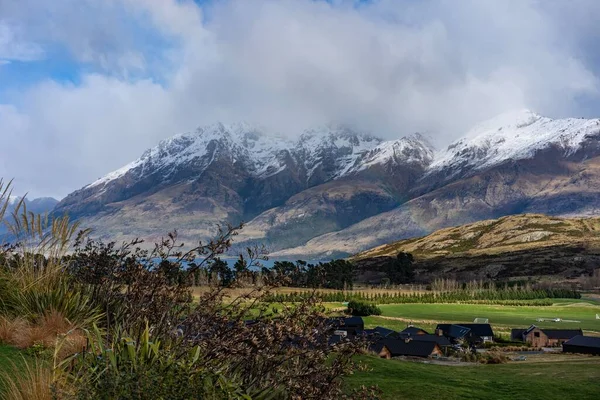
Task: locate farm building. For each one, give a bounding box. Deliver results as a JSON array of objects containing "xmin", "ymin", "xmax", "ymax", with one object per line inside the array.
[
  {"xmin": 562, "ymin": 335, "xmax": 600, "ymax": 355},
  {"xmin": 511, "ymin": 325, "xmax": 582, "ymax": 347}
]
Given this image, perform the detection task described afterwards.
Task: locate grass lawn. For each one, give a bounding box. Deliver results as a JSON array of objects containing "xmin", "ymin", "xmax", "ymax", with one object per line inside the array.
[
  {"xmin": 347, "ymin": 354, "xmax": 600, "ymax": 400},
  {"xmin": 375, "ymin": 302, "xmax": 600, "ymax": 334}
]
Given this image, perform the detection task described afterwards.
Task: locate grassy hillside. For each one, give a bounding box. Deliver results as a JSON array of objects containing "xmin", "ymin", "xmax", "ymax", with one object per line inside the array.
[
  {"xmin": 354, "ymin": 214, "xmax": 600, "ymax": 281},
  {"xmin": 347, "ymin": 355, "xmax": 600, "ymax": 400},
  {"xmin": 356, "ymin": 214, "xmax": 600, "ymax": 259}
]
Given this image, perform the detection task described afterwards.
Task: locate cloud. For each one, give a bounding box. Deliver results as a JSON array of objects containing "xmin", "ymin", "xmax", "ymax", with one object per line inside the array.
[
  {"xmin": 0, "ymin": 22, "xmax": 44, "ymax": 62},
  {"xmin": 1, "ymin": 0, "xmax": 599, "ymax": 198}
]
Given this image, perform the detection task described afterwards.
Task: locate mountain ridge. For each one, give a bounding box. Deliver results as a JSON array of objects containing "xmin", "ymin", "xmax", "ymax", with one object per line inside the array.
[{"xmin": 54, "ymin": 110, "xmax": 600, "ymax": 253}]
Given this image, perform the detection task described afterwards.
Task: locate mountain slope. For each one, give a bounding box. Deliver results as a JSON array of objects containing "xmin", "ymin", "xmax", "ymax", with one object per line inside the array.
[
  {"xmin": 55, "ymin": 123, "xmax": 434, "ymax": 245},
  {"xmin": 352, "ymin": 214, "xmax": 600, "ymax": 281},
  {"xmin": 56, "ymin": 110, "xmax": 600, "ymax": 253},
  {"xmin": 274, "ymin": 111, "xmax": 600, "ymax": 258},
  {"xmin": 355, "ymin": 214, "xmax": 600, "ymax": 259}
]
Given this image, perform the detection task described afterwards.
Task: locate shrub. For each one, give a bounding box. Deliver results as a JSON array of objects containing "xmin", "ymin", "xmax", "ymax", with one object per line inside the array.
[
  {"xmin": 479, "ymin": 351, "xmax": 508, "ymax": 364},
  {"xmin": 58, "ymin": 325, "xmax": 261, "ymax": 400},
  {"xmin": 347, "ymin": 300, "xmax": 382, "ymax": 316}
]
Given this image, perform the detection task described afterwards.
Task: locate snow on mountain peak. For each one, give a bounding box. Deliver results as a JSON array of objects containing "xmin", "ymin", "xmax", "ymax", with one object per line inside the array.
[
  {"xmin": 86, "ymin": 122, "xmax": 435, "ymax": 191},
  {"xmin": 428, "ymin": 110, "xmax": 600, "ymax": 176}
]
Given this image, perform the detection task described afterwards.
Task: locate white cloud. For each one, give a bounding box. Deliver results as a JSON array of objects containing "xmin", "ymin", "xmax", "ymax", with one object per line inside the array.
[
  {"xmin": 1, "ymin": 0, "xmax": 599, "ymax": 198},
  {"xmin": 0, "ymin": 22, "xmax": 44, "ymax": 62}
]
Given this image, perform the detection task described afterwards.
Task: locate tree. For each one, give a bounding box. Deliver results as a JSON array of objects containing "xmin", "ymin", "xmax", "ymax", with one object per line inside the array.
[
  {"xmin": 209, "ymin": 258, "xmax": 233, "ymax": 287},
  {"xmin": 384, "ymin": 252, "xmax": 415, "ymax": 284}
]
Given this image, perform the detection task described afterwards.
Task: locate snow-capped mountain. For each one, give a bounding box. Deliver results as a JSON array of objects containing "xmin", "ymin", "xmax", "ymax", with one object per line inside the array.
[
  {"xmin": 426, "ymin": 109, "xmax": 600, "ymax": 182},
  {"xmin": 55, "ymin": 123, "xmax": 433, "ymax": 246},
  {"xmin": 84, "ymin": 123, "xmax": 430, "ymax": 195},
  {"xmin": 275, "ymin": 111, "xmax": 600, "ymax": 258},
  {"xmin": 56, "ymin": 110, "xmax": 600, "ymax": 254}
]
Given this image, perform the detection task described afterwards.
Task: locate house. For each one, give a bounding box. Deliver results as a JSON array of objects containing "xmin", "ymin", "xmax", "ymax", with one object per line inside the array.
[
  {"xmin": 369, "ymin": 341, "xmax": 393, "ymax": 359},
  {"xmin": 435, "ymin": 323, "xmax": 494, "ymax": 344},
  {"xmin": 400, "ymin": 326, "xmax": 429, "ymax": 336},
  {"xmin": 457, "ymin": 324, "xmax": 495, "ymax": 343},
  {"xmin": 511, "ymin": 325, "xmax": 583, "ymax": 347},
  {"xmin": 326, "ymin": 316, "xmax": 364, "ymax": 335},
  {"xmin": 434, "ymin": 324, "xmax": 472, "ymax": 343},
  {"xmin": 379, "ymin": 337, "xmax": 443, "ymax": 358},
  {"xmin": 404, "ymin": 334, "xmax": 452, "ymax": 348},
  {"xmin": 562, "ymin": 335, "xmax": 600, "ymax": 355},
  {"xmin": 373, "ymin": 326, "xmax": 398, "ymax": 338}
]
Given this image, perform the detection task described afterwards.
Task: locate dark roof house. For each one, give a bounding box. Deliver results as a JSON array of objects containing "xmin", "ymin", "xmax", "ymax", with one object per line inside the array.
[
  {"xmin": 511, "ymin": 329, "xmax": 527, "ymax": 341},
  {"xmin": 563, "ymin": 335, "xmax": 600, "ymax": 355},
  {"xmin": 435, "ymin": 324, "xmax": 471, "ymax": 341},
  {"xmin": 456, "ymin": 324, "xmax": 494, "ymax": 339},
  {"xmin": 326, "ymin": 316, "xmax": 364, "ymax": 335},
  {"xmin": 512, "ymin": 325, "xmax": 583, "ymax": 346},
  {"xmin": 401, "ymin": 326, "xmax": 429, "ymax": 336},
  {"xmin": 435, "ymin": 323, "xmax": 494, "ymax": 343},
  {"xmin": 404, "ymin": 334, "xmax": 452, "ymax": 347},
  {"xmin": 374, "ymin": 326, "xmax": 398, "ymax": 338},
  {"xmin": 380, "ymin": 338, "xmax": 443, "ymax": 358}
]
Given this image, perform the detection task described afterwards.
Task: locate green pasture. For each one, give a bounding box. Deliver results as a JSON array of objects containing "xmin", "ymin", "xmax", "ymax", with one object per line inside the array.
[
  {"xmin": 347, "ymin": 354, "xmax": 600, "ymax": 400},
  {"xmin": 373, "ymin": 302, "xmax": 600, "ymax": 333}
]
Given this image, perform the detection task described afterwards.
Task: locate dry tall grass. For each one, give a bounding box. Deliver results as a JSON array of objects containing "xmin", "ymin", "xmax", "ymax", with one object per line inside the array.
[
  {"xmin": 0, "ymin": 312, "xmax": 86, "ymax": 358},
  {"xmin": 1, "ymin": 360, "xmax": 54, "ymax": 400}
]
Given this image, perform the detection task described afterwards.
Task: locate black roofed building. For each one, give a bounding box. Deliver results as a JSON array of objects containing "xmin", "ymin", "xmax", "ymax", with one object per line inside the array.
[
  {"xmin": 380, "ymin": 338, "xmax": 443, "ymax": 358},
  {"xmin": 435, "ymin": 324, "xmax": 471, "ymax": 343},
  {"xmin": 511, "ymin": 325, "xmax": 583, "ymax": 347},
  {"xmin": 401, "ymin": 326, "xmax": 429, "ymax": 336},
  {"xmin": 562, "ymin": 335, "xmax": 600, "ymax": 355},
  {"xmin": 326, "ymin": 316, "xmax": 364, "ymax": 335},
  {"xmin": 373, "ymin": 326, "xmax": 398, "ymax": 338},
  {"xmin": 407, "ymin": 334, "xmax": 452, "ymax": 348},
  {"xmin": 435, "ymin": 323, "xmax": 494, "ymax": 344},
  {"xmin": 456, "ymin": 324, "xmax": 494, "ymax": 343}
]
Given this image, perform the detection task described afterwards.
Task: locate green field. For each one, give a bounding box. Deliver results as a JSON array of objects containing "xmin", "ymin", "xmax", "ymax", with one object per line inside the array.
[
  {"xmin": 347, "ymin": 354, "xmax": 600, "ymax": 400},
  {"xmin": 367, "ymin": 301, "xmax": 600, "ymax": 334}
]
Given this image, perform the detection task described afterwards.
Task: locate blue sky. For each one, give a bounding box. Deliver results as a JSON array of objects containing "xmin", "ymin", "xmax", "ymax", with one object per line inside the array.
[{"xmin": 1, "ymin": 0, "xmax": 600, "ymax": 198}]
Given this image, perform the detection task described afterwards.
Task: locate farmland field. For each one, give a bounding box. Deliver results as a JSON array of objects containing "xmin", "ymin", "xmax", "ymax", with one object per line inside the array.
[
  {"xmin": 347, "ymin": 354, "xmax": 600, "ymax": 400},
  {"xmin": 363, "ymin": 300, "xmax": 600, "ymax": 334}
]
